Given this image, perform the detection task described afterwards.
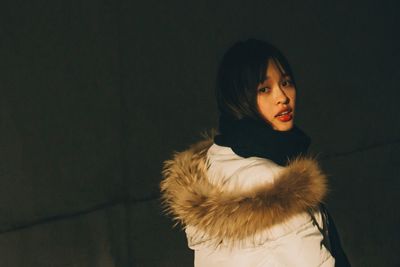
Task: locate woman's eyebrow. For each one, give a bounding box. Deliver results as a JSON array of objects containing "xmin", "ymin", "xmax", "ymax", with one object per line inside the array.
[{"xmin": 280, "ymin": 74, "xmax": 291, "ymax": 79}]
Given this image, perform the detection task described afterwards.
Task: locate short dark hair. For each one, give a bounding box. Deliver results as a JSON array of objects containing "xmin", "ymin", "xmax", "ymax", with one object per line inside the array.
[{"xmin": 216, "ymin": 39, "xmax": 296, "ymax": 120}]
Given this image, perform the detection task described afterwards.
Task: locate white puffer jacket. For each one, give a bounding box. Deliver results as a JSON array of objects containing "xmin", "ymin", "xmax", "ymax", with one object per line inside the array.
[{"xmin": 161, "ymin": 139, "xmax": 335, "ymax": 267}]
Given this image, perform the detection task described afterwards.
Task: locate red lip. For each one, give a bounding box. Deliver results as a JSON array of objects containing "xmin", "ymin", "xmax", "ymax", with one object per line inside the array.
[
  {"xmin": 274, "ymin": 107, "xmax": 293, "ymax": 117},
  {"xmin": 277, "ymin": 113, "xmax": 293, "ymax": 122}
]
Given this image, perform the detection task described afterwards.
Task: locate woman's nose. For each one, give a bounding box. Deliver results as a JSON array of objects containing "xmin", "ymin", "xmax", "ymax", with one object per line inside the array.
[{"xmin": 275, "ymin": 87, "xmax": 289, "ymax": 105}]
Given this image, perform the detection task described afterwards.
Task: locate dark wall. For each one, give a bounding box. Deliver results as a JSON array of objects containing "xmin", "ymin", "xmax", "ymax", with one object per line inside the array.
[
  {"xmin": 1, "ymin": 0, "xmax": 399, "ymax": 266},
  {"xmin": 1, "ymin": 1, "xmax": 129, "ymax": 266}
]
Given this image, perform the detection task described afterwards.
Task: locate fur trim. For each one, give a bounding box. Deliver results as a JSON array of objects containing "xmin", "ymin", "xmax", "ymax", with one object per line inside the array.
[{"xmin": 160, "ymin": 138, "xmax": 327, "ymax": 243}]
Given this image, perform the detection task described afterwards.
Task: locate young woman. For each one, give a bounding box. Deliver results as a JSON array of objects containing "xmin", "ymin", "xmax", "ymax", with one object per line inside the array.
[{"xmin": 161, "ymin": 39, "xmax": 351, "ymax": 267}]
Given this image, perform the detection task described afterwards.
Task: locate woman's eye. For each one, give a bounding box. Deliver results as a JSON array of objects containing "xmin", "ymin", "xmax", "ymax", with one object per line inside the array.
[
  {"xmin": 258, "ymin": 87, "xmax": 270, "ymax": 93},
  {"xmin": 281, "ymin": 79, "xmax": 293, "ymax": 87}
]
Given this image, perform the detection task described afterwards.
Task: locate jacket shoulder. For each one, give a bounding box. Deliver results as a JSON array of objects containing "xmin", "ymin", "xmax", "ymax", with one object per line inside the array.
[{"xmin": 207, "ymin": 143, "xmax": 284, "ymax": 192}]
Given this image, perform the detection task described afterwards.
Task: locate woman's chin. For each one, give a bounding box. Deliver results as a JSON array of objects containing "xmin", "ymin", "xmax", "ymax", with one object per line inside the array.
[{"xmin": 272, "ymin": 121, "xmax": 294, "ymax": 131}]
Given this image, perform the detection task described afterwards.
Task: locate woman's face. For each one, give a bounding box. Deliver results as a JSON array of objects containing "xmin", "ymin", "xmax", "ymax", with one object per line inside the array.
[{"xmin": 256, "ymin": 59, "xmax": 296, "ymax": 131}]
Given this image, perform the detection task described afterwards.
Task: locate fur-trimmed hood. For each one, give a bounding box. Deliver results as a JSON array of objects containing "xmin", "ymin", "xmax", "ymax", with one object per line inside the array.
[{"xmin": 160, "ymin": 138, "xmax": 327, "ymax": 244}]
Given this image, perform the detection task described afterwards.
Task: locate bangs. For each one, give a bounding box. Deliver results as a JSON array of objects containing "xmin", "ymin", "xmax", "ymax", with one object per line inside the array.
[{"xmin": 258, "ymin": 56, "xmax": 296, "ymax": 88}]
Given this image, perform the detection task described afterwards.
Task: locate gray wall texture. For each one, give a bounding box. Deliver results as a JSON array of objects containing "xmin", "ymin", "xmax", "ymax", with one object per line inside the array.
[{"xmin": 1, "ymin": 0, "xmax": 399, "ymax": 266}]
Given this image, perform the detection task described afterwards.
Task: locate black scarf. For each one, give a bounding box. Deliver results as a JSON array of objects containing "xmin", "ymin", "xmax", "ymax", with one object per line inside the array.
[{"xmin": 214, "ymin": 116, "xmax": 311, "ymax": 166}]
